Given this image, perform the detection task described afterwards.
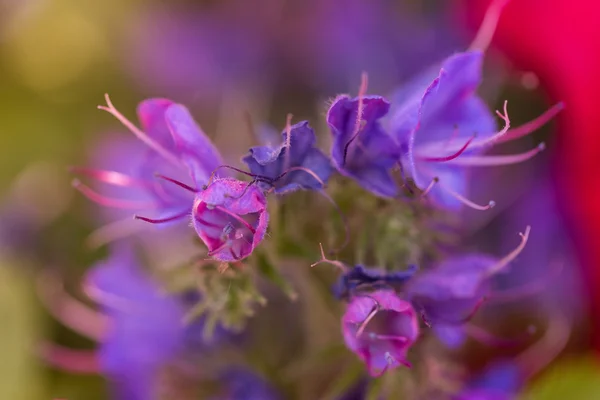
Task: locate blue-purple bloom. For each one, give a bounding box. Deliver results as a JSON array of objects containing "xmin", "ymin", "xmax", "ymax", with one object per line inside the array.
[
  {"xmin": 333, "ymin": 264, "xmax": 418, "ymax": 299},
  {"xmin": 326, "ymin": 94, "xmax": 401, "ymax": 198},
  {"xmin": 85, "ymin": 244, "xmax": 185, "ymax": 400},
  {"xmin": 342, "ymin": 289, "xmax": 419, "ymax": 376},
  {"xmin": 192, "ymin": 178, "xmax": 268, "ymax": 262},
  {"xmin": 242, "ymin": 120, "xmax": 333, "ymax": 194}
]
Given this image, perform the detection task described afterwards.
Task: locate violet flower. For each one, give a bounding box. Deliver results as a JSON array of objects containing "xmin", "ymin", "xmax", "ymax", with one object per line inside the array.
[
  {"xmin": 392, "ymin": 51, "xmax": 561, "ymax": 210},
  {"xmin": 242, "ymin": 119, "xmax": 333, "ymax": 194},
  {"xmin": 406, "ymin": 226, "xmax": 530, "ymax": 348},
  {"xmin": 75, "ymin": 96, "xmax": 223, "ymax": 222},
  {"xmin": 342, "ymin": 289, "xmax": 419, "ymax": 376},
  {"xmin": 326, "ymin": 91, "xmax": 401, "ymax": 198},
  {"xmin": 192, "ymin": 178, "xmax": 268, "ymax": 262},
  {"xmin": 85, "ymin": 245, "xmax": 186, "ymax": 400}
]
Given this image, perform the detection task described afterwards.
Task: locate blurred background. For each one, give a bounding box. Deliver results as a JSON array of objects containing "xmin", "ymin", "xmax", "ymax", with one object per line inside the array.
[{"xmin": 0, "ymin": 0, "xmax": 599, "ymax": 398}]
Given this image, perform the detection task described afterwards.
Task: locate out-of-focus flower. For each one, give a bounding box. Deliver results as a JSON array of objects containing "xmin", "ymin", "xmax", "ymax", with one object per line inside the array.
[
  {"xmin": 342, "ymin": 289, "xmax": 419, "ymax": 376},
  {"xmin": 85, "ymin": 244, "xmax": 185, "ymax": 400},
  {"xmin": 406, "ymin": 226, "xmax": 530, "ymax": 347},
  {"xmin": 456, "ymin": 361, "xmax": 520, "ymax": 400},
  {"xmin": 242, "ymin": 120, "xmax": 333, "ymax": 194},
  {"xmin": 192, "ymin": 178, "xmax": 268, "ymax": 262},
  {"xmin": 326, "ymin": 92, "xmax": 401, "ymax": 198},
  {"xmin": 214, "ymin": 367, "xmax": 282, "ymax": 400},
  {"xmin": 38, "ymin": 244, "xmax": 191, "ymax": 400}
]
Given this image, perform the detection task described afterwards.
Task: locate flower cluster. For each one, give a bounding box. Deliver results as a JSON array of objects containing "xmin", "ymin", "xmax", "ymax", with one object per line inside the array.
[{"xmin": 39, "ymin": 3, "xmax": 568, "ymax": 398}]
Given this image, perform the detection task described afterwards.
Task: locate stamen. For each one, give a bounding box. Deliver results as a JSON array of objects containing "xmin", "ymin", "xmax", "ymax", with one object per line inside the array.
[
  {"xmin": 275, "ymin": 166, "xmax": 326, "ymax": 188},
  {"xmin": 206, "ymin": 164, "xmax": 262, "ymax": 187},
  {"xmin": 367, "ymin": 333, "xmax": 409, "ymax": 343},
  {"xmin": 443, "ymin": 143, "xmax": 545, "ymax": 166},
  {"xmin": 417, "ymin": 101, "xmax": 510, "ymax": 156},
  {"xmin": 214, "ymin": 206, "xmax": 256, "ymax": 234},
  {"xmin": 86, "ymin": 217, "xmax": 148, "ymax": 248},
  {"xmin": 283, "ymin": 113, "xmax": 294, "ymax": 172},
  {"xmin": 356, "ymin": 303, "xmax": 380, "ymax": 337},
  {"xmin": 98, "ymin": 94, "xmax": 182, "ymax": 167},
  {"xmin": 36, "ymin": 270, "xmax": 108, "ymax": 341},
  {"xmin": 419, "ymin": 135, "xmax": 476, "ymax": 162},
  {"xmin": 497, "ymin": 102, "xmax": 565, "ymax": 144},
  {"xmin": 343, "ymin": 72, "xmax": 369, "ymax": 166},
  {"xmin": 134, "ymin": 210, "xmax": 189, "ymax": 224},
  {"xmin": 464, "ymin": 322, "xmax": 535, "ymax": 347},
  {"xmin": 72, "ymin": 179, "xmax": 156, "ymax": 209},
  {"xmin": 155, "ymin": 173, "xmax": 198, "ymax": 193},
  {"xmin": 437, "ymin": 180, "xmax": 496, "ymax": 211},
  {"xmin": 69, "ymin": 167, "xmax": 151, "ymax": 188},
  {"xmin": 38, "ymin": 343, "xmax": 99, "ymax": 374},
  {"xmin": 468, "ymin": 0, "xmax": 511, "ymax": 52},
  {"xmin": 486, "ymin": 225, "xmax": 531, "ymax": 276},
  {"xmin": 310, "ymin": 243, "xmax": 349, "ymax": 272},
  {"xmin": 420, "ymin": 177, "xmax": 439, "ymax": 197}
]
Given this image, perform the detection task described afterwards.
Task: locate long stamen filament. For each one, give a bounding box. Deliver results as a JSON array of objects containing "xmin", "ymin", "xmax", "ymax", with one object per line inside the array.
[
  {"xmin": 497, "ymin": 102, "xmax": 565, "ymax": 144},
  {"xmin": 356, "ymin": 304, "xmax": 379, "ymax": 337},
  {"xmin": 134, "ymin": 210, "xmax": 189, "ymax": 224},
  {"xmin": 310, "ymin": 243, "xmax": 348, "ymax": 272},
  {"xmin": 419, "ymin": 135, "xmax": 476, "ymax": 162},
  {"xmin": 487, "ymin": 225, "xmax": 531, "ymax": 276},
  {"xmin": 443, "ymin": 143, "xmax": 545, "ymax": 166},
  {"xmin": 72, "ymin": 179, "xmax": 156, "ymax": 210},
  {"xmin": 155, "ymin": 174, "xmax": 198, "ymax": 193},
  {"xmin": 70, "ymin": 167, "xmax": 151, "ymax": 188},
  {"xmin": 468, "ymin": 0, "xmax": 511, "ymax": 52},
  {"xmin": 437, "ymin": 180, "xmax": 495, "ymax": 211},
  {"xmin": 343, "ymin": 72, "xmax": 369, "ymax": 166},
  {"xmin": 214, "ymin": 206, "xmax": 256, "ymax": 234},
  {"xmin": 98, "ymin": 94, "xmax": 181, "ymax": 167}
]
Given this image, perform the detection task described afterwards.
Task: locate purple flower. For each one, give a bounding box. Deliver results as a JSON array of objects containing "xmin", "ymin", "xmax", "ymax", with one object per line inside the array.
[
  {"xmin": 75, "ymin": 96, "xmax": 228, "ymax": 249},
  {"xmin": 85, "ymin": 244, "xmax": 185, "ymax": 400},
  {"xmin": 326, "ymin": 93, "xmax": 401, "ymax": 198},
  {"xmin": 406, "ymin": 226, "xmax": 530, "ymax": 348},
  {"xmin": 192, "ymin": 178, "xmax": 268, "ymax": 262},
  {"xmin": 342, "ymin": 290, "xmax": 419, "ymax": 376},
  {"xmin": 392, "ymin": 51, "xmax": 556, "ymax": 210},
  {"xmin": 242, "ymin": 120, "xmax": 333, "ymax": 194}
]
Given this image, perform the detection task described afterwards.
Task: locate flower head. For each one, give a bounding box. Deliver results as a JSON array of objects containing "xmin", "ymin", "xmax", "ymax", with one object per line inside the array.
[
  {"xmin": 326, "ymin": 74, "xmax": 401, "ymax": 197},
  {"xmin": 406, "ymin": 226, "xmax": 530, "ymax": 347},
  {"xmin": 192, "ymin": 178, "xmax": 268, "ymax": 262},
  {"xmin": 85, "ymin": 244, "xmax": 185, "ymax": 399},
  {"xmin": 242, "ymin": 118, "xmax": 333, "ymax": 194},
  {"xmin": 342, "ymin": 289, "xmax": 419, "ymax": 376}
]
